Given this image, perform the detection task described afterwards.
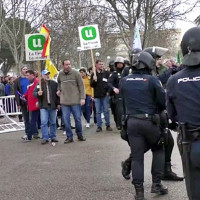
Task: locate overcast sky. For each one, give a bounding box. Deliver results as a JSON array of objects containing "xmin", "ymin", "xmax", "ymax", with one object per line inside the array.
[{"xmin": 175, "ymin": 2, "xmax": 199, "ymax": 36}]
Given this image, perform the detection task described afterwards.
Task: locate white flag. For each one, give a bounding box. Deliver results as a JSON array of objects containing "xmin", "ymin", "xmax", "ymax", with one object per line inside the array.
[{"xmin": 132, "ymin": 19, "xmax": 142, "ymax": 50}]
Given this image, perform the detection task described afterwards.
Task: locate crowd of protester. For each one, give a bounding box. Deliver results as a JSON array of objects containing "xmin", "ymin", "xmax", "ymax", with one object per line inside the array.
[{"xmin": 0, "ymin": 57, "xmax": 181, "ymax": 145}]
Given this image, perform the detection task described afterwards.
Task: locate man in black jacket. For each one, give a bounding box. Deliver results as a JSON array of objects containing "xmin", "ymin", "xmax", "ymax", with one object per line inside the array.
[
  {"xmin": 90, "ymin": 60, "xmax": 112, "ymax": 132},
  {"xmin": 34, "ymin": 70, "xmax": 60, "ymax": 144}
]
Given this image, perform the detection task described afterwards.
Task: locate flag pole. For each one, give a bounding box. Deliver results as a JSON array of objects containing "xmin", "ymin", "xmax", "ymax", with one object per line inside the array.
[
  {"xmin": 90, "ymin": 49, "xmax": 96, "ymax": 77},
  {"xmin": 36, "ymin": 60, "xmax": 42, "ymax": 92}
]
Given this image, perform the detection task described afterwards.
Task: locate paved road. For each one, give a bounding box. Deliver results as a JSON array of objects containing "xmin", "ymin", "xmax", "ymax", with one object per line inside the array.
[{"xmin": 0, "ymin": 121, "xmax": 187, "ymax": 200}]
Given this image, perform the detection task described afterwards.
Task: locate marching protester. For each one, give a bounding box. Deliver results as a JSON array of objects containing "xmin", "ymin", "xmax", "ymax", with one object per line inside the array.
[
  {"xmin": 90, "ymin": 60, "xmax": 112, "ymax": 132},
  {"xmin": 34, "ymin": 70, "xmax": 60, "ymax": 145},
  {"xmin": 23, "ymin": 70, "xmax": 40, "ymax": 141},
  {"xmin": 108, "ymin": 57, "xmax": 125, "ymax": 130},
  {"xmin": 88, "ymin": 67, "xmax": 97, "ymax": 124},
  {"xmin": 57, "ymin": 59, "xmax": 86, "ymax": 144},
  {"xmin": 166, "ymin": 27, "xmax": 200, "ymax": 200},
  {"xmin": 14, "ymin": 66, "xmax": 30, "ymax": 140},
  {"xmin": 121, "ymin": 52, "xmax": 168, "ymax": 200},
  {"xmin": 79, "ymin": 68, "xmax": 93, "ymax": 128}
]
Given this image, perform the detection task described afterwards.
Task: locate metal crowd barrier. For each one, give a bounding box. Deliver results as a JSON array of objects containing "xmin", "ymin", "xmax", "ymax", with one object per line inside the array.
[{"xmin": 0, "ymin": 95, "xmax": 25, "ymax": 133}]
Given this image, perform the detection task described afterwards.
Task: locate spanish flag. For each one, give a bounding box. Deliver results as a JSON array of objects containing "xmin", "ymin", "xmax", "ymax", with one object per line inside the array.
[
  {"xmin": 46, "ymin": 59, "xmax": 58, "ymax": 79},
  {"xmin": 40, "ymin": 24, "xmax": 50, "ymax": 57}
]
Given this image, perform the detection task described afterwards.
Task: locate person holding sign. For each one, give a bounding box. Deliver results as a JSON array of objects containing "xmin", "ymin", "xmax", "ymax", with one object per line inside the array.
[
  {"xmin": 34, "ymin": 70, "xmax": 60, "ymax": 145},
  {"xmin": 90, "ymin": 60, "xmax": 113, "ymax": 132},
  {"xmin": 57, "ymin": 59, "xmax": 86, "ymax": 144}
]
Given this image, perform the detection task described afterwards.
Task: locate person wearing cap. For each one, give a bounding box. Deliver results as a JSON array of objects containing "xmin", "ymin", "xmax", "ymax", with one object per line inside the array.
[
  {"xmin": 108, "ymin": 56, "xmax": 125, "ymax": 130},
  {"xmin": 57, "ymin": 59, "xmax": 86, "ymax": 143},
  {"xmin": 166, "ymin": 27, "xmax": 200, "ymax": 200},
  {"xmin": 34, "ymin": 70, "xmax": 60, "ymax": 144}
]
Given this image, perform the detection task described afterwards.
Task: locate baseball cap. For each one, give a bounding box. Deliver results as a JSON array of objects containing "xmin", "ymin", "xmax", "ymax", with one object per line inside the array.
[{"xmin": 41, "ymin": 70, "xmax": 50, "ymax": 75}]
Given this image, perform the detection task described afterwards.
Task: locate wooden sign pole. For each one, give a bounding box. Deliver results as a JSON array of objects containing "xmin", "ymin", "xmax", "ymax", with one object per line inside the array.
[
  {"xmin": 90, "ymin": 49, "xmax": 96, "ymax": 77},
  {"xmin": 36, "ymin": 60, "xmax": 42, "ymax": 92}
]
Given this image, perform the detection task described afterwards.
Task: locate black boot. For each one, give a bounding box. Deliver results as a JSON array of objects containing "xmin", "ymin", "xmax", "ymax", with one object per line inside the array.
[
  {"xmin": 134, "ymin": 184, "xmax": 147, "ymax": 200},
  {"xmin": 151, "ymin": 182, "xmax": 168, "ymax": 195},
  {"xmin": 162, "ymin": 162, "xmax": 184, "ymax": 181},
  {"xmin": 121, "ymin": 159, "xmax": 131, "ymax": 180}
]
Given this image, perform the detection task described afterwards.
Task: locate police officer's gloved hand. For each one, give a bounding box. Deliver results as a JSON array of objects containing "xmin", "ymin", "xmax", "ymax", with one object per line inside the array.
[
  {"xmin": 171, "ymin": 66, "xmax": 178, "ymax": 75},
  {"xmin": 168, "ymin": 121, "xmax": 178, "ymax": 131}
]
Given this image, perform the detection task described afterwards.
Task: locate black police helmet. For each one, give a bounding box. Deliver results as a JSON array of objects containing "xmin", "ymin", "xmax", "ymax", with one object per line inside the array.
[
  {"xmin": 129, "ymin": 48, "xmax": 142, "ymax": 61},
  {"xmin": 181, "ymin": 27, "xmax": 200, "ymax": 66},
  {"xmin": 124, "ymin": 59, "xmax": 130, "ymax": 65},
  {"xmin": 109, "ymin": 60, "xmax": 115, "ymax": 66},
  {"xmin": 132, "ymin": 51, "xmax": 154, "ymax": 70},
  {"xmin": 130, "ymin": 48, "xmax": 142, "ymax": 55}
]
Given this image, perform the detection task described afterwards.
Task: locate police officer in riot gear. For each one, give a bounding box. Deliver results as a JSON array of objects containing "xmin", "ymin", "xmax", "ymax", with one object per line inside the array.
[
  {"xmin": 108, "ymin": 57, "xmax": 125, "ymax": 130},
  {"xmin": 166, "ymin": 27, "xmax": 200, "ymax": 200},
  {"xmin": 144, "ymin": 47, "xmax": 178, "ymax": 85},
  {"xmin": 121, "ymin": 52, "xmax": 168, "ymax": 200},
  {"xmin": 121, "ymin": 47, "xmax": 183, "ymax": 181},
  {"xmin": 122, "ymin": 48, "xmax": 142, "ymax": 78},
  {"xmin": 108, "ymin": 60, "xmax": 115, "ymax": 72},
  {"xmin": 143, "ymin": 46, "xmax": 183, "ymax": 181}
]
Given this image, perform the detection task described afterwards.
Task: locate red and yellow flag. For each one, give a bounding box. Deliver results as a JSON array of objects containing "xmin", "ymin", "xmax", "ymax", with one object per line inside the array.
[{"xmin": 40, "ymin": 24, "xmax": 50, "ymax": 57}]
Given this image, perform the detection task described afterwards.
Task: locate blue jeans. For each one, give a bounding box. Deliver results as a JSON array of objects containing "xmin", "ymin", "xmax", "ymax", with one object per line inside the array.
[
  {"xmin": 28, "ymin": 110, "xmax": 40, "ymax": 140},
  {"xmin": 81, "ymin": 95, "xmax": 92, "ymax": 123},
  {"xmin": 40, "ymin": 108, "xmax": 57, "ymax": 140},
  {"xmin": 62, "ymin": 104, "xmax": 83, "ymax": 139},
  {"xmin": 21, "ymin": 105, "xmax": 31, "ymax": 136},
  {"xmin": 94, "ymin": 96, "xmax": 110, "ymax": 127}
]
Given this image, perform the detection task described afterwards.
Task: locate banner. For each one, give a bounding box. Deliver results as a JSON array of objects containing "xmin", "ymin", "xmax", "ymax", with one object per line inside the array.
[{"xmin": 132, "ymin": 19, "xmax": 142, "ymax": 50}]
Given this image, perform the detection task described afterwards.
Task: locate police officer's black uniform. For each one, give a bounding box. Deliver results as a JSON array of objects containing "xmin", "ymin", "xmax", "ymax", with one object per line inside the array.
[
  {"xmin": 143, "ymin": 47, "xmax": 183, "ymax": 181},
  {"xmin": 121, "ymin": 52, "xmax": 168, "ymax": 200},
  {"xmin": 121, "ymin": 47, "xmax": 183, "ymax": 182},
  {"xmin": 166, "ymin": 27, "xmax": 200, "ymax": 200},
  {"xmin": 108, "ymin": 57, "xmax": 125, "ymax": 130}
]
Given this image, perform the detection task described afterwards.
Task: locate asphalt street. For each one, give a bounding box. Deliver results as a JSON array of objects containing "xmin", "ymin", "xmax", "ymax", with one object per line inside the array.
[{"xmin": 0, "ymin": 120, "xmax": 187, "ymax": 200}]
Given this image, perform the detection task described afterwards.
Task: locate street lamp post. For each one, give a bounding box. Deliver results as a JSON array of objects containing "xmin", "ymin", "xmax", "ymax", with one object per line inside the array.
[
  {"xmin": 95, "ymin": 52, "xmax": 100, "ymax": 59},
  {"xmin": 77, "ymin": 47, "xmax": 82, "ymax": 68},
  {"xmin": 107, "ymin": 56, "xmax": 110, "ymax": 65}
]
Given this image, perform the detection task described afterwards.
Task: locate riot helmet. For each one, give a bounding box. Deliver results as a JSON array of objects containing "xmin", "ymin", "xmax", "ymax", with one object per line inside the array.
[
  {"xmin": 129, "ymin": 48, "xmax": 142, "ymax": 62},
  {"xmin": 144, "ymin": 46, "xmax": 168, "ymax": 59},
  {"xmin": 181, "ymin": 27, "xmax": 200, "ymax": 66},
  {"xmin": 115, "ymin": 56, "xmax": 125, "ymax": 70},
  {"xmin": 115, "ymin": 56, "xmax": 124, "ymax": 64},
  {"xmin": 108, "ymin": 60, "xmax": 115, "ymax": 72},
  {"xmin": 109, "ymin": 60, "xmax": 115, "ymax": 66},
  {"xmin": 132, "ymin": 51, "xmax": 154, "ymax": 70},
  {"xmin": 124, "ymin": 59, "xmax": 130, "ymax": 66}
]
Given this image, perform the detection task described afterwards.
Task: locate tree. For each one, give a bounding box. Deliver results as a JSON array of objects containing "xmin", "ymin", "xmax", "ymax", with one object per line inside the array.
[
  {"xmin": 195, "ymin": 15, "xmax": 200, "ymax": 25},
  {"xmin": 41, "ymin": 0, "xmax": 118, "ymax": 68},
  {"xmin": 1, "ymin": 0, "xmax": 51, "ymax": 74},
  {"xmin": 104, "ymin": 0, "xmax": 200, "ymax": 49}
]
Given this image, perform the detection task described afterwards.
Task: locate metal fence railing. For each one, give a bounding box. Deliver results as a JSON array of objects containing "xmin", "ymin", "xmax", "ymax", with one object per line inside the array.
[{"xmin": 0, "ymin": 95, "xmax": 24, "ymax": 133}]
